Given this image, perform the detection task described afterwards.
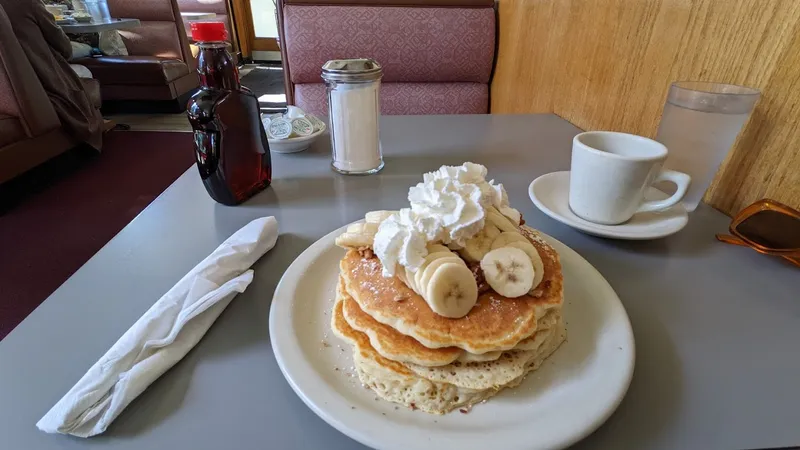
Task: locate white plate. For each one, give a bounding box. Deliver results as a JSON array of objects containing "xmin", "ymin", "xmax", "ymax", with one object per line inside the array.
[
  {"xmin": 270, "ymin": 223, "xmax": 635, "ymax": 450},
  {"xmin": 268, "ymin": 123, "xmax": 326, "ymax": 154},
  {"xmin": 529, "ymin": 171, "xmax": 689, "ymax": 240}
]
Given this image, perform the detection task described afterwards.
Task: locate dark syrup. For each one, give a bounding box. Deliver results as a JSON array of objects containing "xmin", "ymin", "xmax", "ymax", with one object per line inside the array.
[{"xmin": 187, "ymin": 43, "xmax": 271, "ymax": 205}]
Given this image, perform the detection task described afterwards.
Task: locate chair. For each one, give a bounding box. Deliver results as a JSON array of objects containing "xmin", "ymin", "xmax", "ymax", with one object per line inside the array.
[
  {"xmin": 73, "ymin": 0, "xmax": 199, "ymax": 109},
  {"xmin": 277, "ymin": 0, "xmax": 496, "ymax": 116},
  {"xmin": 0, "ymin": 5, "xmax": 100, "ymax": 183}
]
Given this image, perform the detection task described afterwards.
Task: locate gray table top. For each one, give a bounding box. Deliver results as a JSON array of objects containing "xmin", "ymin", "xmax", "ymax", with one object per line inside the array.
[
  {"xmin": 1, "ymin": 114, "xmax": 798, "ymax": 450},
  {"xmin": 60, "ymin": 18, "xmax": 140, "ymax": 34}
]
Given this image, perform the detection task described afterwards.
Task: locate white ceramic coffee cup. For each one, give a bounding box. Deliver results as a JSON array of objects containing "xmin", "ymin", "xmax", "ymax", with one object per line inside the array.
[{"xmin": 569, "ymin": 131, "xmax": 691, "ymax": 225}]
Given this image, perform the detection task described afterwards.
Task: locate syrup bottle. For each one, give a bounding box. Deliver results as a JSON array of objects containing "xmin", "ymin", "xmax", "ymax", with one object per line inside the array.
[{"xmin": 187, "ymin": 22, "xmax": 271, "ymax": 205}]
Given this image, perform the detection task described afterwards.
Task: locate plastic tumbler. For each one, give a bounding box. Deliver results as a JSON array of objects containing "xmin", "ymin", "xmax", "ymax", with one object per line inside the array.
[{"xmin": 656, "ymin": 81, "xmax": 760, "ymax": 211}]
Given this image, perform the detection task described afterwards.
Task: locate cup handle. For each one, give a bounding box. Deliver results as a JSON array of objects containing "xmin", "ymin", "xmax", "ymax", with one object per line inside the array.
[{"xmin": 636, "ymin": 169, "xmax": 692, "ymax": 214}]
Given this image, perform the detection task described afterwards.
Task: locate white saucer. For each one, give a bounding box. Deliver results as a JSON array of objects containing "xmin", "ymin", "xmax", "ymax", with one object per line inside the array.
[
  {"xmin": 529, "ymin": 171, "xmax": 688, "ymax": 240},
  {"xmin": 270, "ymin": 222, "xmax": 635, "ymax": 450}
]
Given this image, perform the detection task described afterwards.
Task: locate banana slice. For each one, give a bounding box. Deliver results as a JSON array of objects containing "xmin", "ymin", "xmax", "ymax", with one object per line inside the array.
[
  {"xmin": 335, "ymin": 233, "xmax": 367, "ymax": 248},
  {"xmin": 346, "ymin": 222, "xmax": 379, "ymax": 235},
  {"xmin": 397, "ymin": 266, "xmax": 414, "ymax": 292},
  {"xmin": 480, "ymin": 247, "xmax": 534, "ymax": 298},
  {"xmin": 401, "ymin": 244, "xmax": 462, "ymax": 294},
  {"xmin": 490, "ymin": 231, "xmax": 528, "ymax": 249},
  {"xmin": 446, "ymin": 241, "xmax": 464, "ymax": 251},
  {"xmin": 426, "ymin": 251, "xmax": 455, "ymax": 262},
  {"xmin": 459, "ymin": 224, "xmax": 500, "ymax": 262},
  {"xmin": 364, "ymin": 210, "xmax": 397, "ymax": 224},
  {"xmin": 427, "ymin": 243, "xmax": 450, "ymax": 254},
  {"xmin": 498, "ymin": 206, "xmax": 522, "ymax": 225},
  {"xmin": 335, "ymin": 222, "xmax": 380, "ymax": 248},
  {"xmin": 416, "ymin": 254, "xmax": 462, "ymax": 295},
  {"xmin": 505, "ymin": 241, "xmax": 545, "ymax": 291},
  {"xmin": 403, "ymin": 266, "xmax": 419, "ymax": 294},
  {"xmin": 491, "ymin": 232, "xmax": 545, "ymax": 291},
  {"xmin": 409, "ymin": 253, "xmax": 439, "ymax": 294},
  {"xmin": 425, "ymin": 262, "xmax": 478, "ymax": 318},
  {"xmin": 486, "ymin": 207, "xmax": 519, "ymax": 233}
]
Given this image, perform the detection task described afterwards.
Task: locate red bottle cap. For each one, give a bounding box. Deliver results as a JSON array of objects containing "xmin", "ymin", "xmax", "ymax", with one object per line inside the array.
[{"xmin": 191, "ymin": 22, "xmax": 228, "ymax": 42}]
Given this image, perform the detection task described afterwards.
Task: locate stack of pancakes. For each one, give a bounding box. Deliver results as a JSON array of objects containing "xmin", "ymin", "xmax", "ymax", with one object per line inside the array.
[{"xmin": 332, "ymin": 225, "xmax": 566, "ymax": 414}]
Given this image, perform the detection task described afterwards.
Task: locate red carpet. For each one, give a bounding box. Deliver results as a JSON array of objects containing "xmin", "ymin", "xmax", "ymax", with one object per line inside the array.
[{"xmin": 0, "ymin": 131, "xmax": 194, "ymax": 340}]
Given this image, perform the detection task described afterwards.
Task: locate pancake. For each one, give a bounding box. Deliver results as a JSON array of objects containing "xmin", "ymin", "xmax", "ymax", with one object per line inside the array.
[
  {"xmin": 340, "ymin": 225, "xmax": 563, "ymax": 354},
  {"xmin": 340, "ymin": 276, "xmax": 559, "ymax": 366},
  {"xmin": 331, "ymin": 292, "xmax": 567, "ymax": 414},
  {"xmin": 403, "ymin": 316, "xmax": 564, "ymax": 390},
  {"xmin": 449, "ymin": 310, "xmax": 559, "ymax": 363},
  {"xmin": 340, "ymin": 277, "xmax": 463, "ymax": 366}
]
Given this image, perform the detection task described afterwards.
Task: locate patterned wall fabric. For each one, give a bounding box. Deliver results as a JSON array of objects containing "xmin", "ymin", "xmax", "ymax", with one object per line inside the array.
[
  {"xmin": 284, "ymin": 5, "xmax": 494, "ymax": 84},
  {"xmin": 293, "ymin": 84, "xmax": 328, "ymax": 117},
  {"xmin": 294, "ymin": 82, "xmax": 488, "ymax": 116}
]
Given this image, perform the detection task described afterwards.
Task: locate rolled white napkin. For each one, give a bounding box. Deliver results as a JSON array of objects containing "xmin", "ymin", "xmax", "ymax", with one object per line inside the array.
[{"xmin": 37, "ymin": 216, "xmax": 279, "ymax": 437}]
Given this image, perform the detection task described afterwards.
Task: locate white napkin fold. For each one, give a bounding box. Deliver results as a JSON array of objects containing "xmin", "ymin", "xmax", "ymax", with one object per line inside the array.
[{"xmin": 37, "ymin": 216, "xmax": 279, "ymax": 437}]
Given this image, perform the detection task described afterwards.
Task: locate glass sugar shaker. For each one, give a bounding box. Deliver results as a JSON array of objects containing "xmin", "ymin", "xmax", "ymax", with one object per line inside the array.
[{"xmin": 321, "ymin": 59, "xmax": 384, "ymax": 175}]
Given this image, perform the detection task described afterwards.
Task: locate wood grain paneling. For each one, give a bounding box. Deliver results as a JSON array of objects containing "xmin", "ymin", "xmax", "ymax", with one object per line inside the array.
[
  {"xmin": 491, "ymin": 0, "xmax": 800, "ymax": 216},
  {"xmin": 253, "ymin": 37, "xmax": 280, "ymax": 51},
  {"xmin": 229, "ymin": 0, "xmax": 256, "ymax": 57}
]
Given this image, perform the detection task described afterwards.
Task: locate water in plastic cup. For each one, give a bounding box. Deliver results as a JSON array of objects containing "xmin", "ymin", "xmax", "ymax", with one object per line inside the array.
[{"xmin": 655, "ymin": 82, "xmax": 759, "ymax": 212}]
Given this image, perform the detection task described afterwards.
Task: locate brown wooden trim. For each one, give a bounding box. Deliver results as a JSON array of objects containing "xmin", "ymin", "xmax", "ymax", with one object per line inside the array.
[
  {"xmin": 224, "ymin": 0, "xmax": 242, "ymax": 55},
  {"xmin": 253, "ymin": 38, "xmax": 280, "ymax": 52},
  {"xmin": 487, "ymin": 0, "xmax": 497, "ymax": 112},
  {"xmin": 229, "ymin": 0, "xmax": 256, "ymax": 57},
  {"xmin": 283, "ymin": 0, "xmax": 494, "ymax": 7},
  {"xmin": 277, "ymin": 0, "xmax": 294, "ymax": 105}
]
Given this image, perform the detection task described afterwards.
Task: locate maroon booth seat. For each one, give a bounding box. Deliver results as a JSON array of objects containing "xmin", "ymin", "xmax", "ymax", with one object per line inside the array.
[
  {"xmin": 0, "ymin": 5, "xmax": 101, "ymax": 183},
  {"xmin": 74, "ymin": 0, "xmax": 198, "ymax": 104},
  {"xmin": 277, "ymin": 0, "xmax": 496, "ymax": 116}
]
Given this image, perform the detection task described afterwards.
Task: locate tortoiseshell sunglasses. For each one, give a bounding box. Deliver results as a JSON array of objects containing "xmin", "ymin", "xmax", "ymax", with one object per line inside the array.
[{"xmin": 716, "ymin": 199, "xmax": 800, "ymax": 267}]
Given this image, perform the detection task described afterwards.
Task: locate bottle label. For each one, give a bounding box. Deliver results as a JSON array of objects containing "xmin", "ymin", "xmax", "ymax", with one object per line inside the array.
[
  {"xmin": 268, "ymin": 118, "xmax": 293, "ymax": 140},
  {"xmin": 292, "ymin": 117, "xmax": 314, "ymax": 136},
  {"xmin": 306, "ymin": 114, "xmax": 326, "ymax": 133}
]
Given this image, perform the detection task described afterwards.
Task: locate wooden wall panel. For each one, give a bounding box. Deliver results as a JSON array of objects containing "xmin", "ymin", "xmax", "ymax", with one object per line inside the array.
[
  {"xmin": 491, "ymin": 0, "xmax": 800, "ymax": 216},
  {"xmin": 229, "ymin": 0, "xmax": 256, "ymax": 57}
]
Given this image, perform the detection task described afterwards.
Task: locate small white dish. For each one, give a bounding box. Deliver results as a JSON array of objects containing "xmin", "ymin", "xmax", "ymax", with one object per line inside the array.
[
  {"xmin": 270, "ymin": 222, "xmax": 635, "ymax": 450},
  {"xmin": 529, "ymin": 171, "xmax": 688, "ymax": 240},
  {"xmin": 268, "ymin": 123, "xmax": 326, "ymax": 154}
]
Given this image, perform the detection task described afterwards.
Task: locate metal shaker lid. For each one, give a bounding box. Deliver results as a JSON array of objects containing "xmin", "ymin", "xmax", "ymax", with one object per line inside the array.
[{"xmin": 321, "ymin": 59, "xmax": 383, "ymax": 82}]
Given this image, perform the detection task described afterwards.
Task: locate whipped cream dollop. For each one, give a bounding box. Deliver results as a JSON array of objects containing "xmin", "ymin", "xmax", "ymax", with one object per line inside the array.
[{"xmin": 373, "ymin": 163, "xmax": 520, "ymax": 277}]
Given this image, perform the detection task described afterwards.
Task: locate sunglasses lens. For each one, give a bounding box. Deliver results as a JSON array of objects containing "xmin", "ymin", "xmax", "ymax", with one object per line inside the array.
[{"xmin": 735, "ymin": 210, "xmax": 800, "ymax": 250}]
